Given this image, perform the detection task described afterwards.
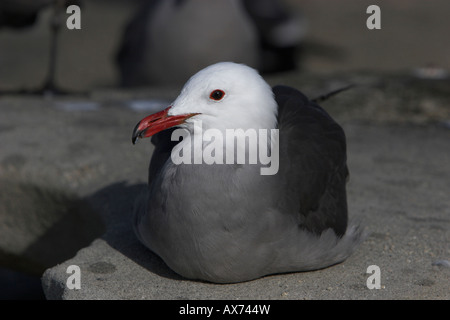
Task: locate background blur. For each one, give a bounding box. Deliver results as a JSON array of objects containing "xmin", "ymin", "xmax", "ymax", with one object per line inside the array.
[{"xmin": 1, "ymin": 0, "xmax": 449, "ymax": 92}]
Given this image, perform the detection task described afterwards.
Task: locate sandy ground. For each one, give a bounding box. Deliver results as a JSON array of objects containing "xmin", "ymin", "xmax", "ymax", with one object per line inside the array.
[{"xmin": 0, "ymin": 0, "xmax": 449, "ymax": 300}]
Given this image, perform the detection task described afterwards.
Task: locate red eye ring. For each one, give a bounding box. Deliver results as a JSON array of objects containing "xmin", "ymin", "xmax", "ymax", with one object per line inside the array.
[{"xmin": 209, "ymin": 89, "xmax": 225, "ymax": 101}]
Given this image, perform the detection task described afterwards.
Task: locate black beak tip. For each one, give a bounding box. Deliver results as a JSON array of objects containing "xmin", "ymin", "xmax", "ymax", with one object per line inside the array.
[
  {"xmin": 132, "ymin": 122, "xmax": 142, "ymax": 145},
  {"xmin": 132, "ymin": 130, "xmax": 143, "ymax": 145}
]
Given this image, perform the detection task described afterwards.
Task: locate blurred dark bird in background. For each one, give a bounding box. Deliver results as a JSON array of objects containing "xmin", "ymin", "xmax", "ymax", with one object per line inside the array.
[
  {"xmin": 0, "ymin": 0, "xmax": 52, "ymax": 29},
  {"xmin": 116, "ymin": 0, "xmax": 305, "ymax": 87},
  {"xmin": 0, "ymin": 0, "xmax": 81, "ymax": 95}
]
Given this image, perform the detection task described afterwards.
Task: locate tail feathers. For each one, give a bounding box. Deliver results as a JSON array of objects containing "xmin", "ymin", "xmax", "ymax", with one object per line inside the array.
[
  {"xmin": 311, "ymin": 84, "xmax": 355, "ymax": 103},
  {"xmin": 306, "ymin": 222, "xmax": 367, "ymax": 270},
  {"xmin": 272, "ymin": 221, "xmax": 367, "ymax": 274}
]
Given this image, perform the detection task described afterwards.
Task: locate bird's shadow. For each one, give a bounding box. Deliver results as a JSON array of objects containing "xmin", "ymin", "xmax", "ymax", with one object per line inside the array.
[{"xmin": 85, "ymin": 181, "xmax": 185, "ymax": 281}]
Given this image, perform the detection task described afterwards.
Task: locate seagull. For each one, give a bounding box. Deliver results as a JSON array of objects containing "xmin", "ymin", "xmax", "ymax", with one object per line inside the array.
[{"xmin": 132, "ymin": 62, "xmax": 364, "ymax": 283}]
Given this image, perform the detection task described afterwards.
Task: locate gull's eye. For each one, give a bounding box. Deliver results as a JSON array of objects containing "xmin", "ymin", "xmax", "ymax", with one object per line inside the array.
[{"xmin": 209, "ymin": 89, "xmax": 225, "ymax": 101}]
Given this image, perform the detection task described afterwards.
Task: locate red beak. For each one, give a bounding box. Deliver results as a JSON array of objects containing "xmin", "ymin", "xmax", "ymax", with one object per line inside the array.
[{"xmin": 132, "ymin": 106, "xmax": 199, "ymax": 144}]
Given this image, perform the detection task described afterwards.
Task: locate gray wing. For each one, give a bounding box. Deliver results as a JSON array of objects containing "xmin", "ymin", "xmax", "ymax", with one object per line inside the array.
[{"xmin": 274, "ymin": 85, "xmax": 349, "ymax": 237}]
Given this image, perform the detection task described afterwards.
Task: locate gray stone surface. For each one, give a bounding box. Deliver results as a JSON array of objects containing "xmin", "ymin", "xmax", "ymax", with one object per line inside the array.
[
  {"xmin": 0, "ymin": 179, "xmax": 104, "ymax": 275},
  {"xmin": 1, "ymin": 72, "xmax": 449, "ymax": 299},
  {"xmin": 41, "ymin": 122, "xmax": 450, "ymax": 300}
]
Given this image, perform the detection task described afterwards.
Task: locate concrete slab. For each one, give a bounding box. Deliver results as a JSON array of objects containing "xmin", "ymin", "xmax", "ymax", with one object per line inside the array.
[{"xmin": 41, "ymin": 122, "xmax": 450, "ymax": 300}]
